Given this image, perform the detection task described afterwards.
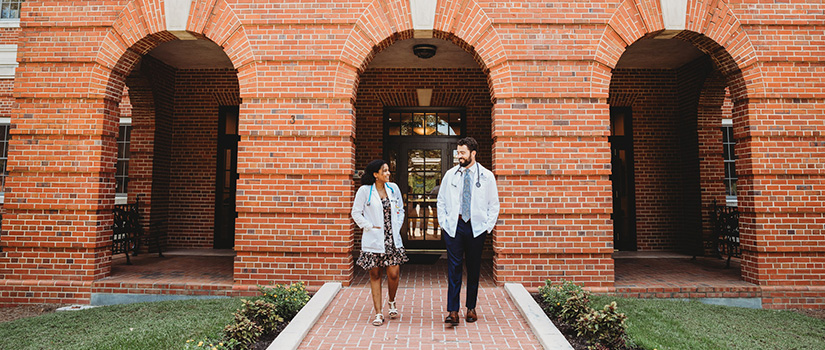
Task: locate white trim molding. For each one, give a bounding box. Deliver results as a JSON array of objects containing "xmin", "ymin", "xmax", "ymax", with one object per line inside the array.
[
  {"xmin": 0, "ymin": 19, "xmax": 19, "ymax": 28},
  {"xmin": 0, "ymin": 44, "xmax": 17, "ymax": 79}
]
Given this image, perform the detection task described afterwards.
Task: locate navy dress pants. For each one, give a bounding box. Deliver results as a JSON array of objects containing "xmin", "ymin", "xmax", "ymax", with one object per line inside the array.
[{"xmin": 445, "ymin": 219, "xmax": 486, "ymax": 312}]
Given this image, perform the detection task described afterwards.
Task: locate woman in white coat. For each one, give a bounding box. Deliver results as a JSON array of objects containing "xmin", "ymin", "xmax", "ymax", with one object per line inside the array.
[{"xmin": 351, "ymin": 159, "xmax": 408, "ymax": 326}]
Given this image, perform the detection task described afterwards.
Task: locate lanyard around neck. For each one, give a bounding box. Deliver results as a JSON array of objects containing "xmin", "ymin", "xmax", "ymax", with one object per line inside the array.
[{"xmin": 367, "ymin": 183, "xmax": 394, "ymax": 206}]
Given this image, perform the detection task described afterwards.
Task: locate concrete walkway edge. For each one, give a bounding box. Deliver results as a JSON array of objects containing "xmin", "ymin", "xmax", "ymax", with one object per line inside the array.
[
  {"xmin": 268, "ymin": 282, "xmax": 342, "ymax": 350},
  {"xmin": 504, "ymin": 283, "xmax": 574, "ymax": 350}
]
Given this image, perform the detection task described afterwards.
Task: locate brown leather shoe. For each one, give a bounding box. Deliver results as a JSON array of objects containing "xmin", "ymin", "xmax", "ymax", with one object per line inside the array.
[
  {"xmin": 444, "ymin": 311, "xmax": 459, "ymax": 326},
  {"xmin": 466, "ymin": 308, "xmax": 478, "ymax": 323}
]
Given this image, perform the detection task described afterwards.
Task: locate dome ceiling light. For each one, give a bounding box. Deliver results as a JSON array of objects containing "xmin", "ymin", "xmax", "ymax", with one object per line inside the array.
[{"xmin": 412, "ymin": 44, "xmax": 437, "ymax": 59}]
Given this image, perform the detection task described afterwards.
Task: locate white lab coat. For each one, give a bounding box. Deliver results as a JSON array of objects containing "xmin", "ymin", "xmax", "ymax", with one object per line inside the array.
[
  {"xmin": 437, "ymin": 163, "xmax": 500, "ymax": 238},
  {"xmin": 351, "ymin": 182, "xmax": 405, "ymax": 253}
]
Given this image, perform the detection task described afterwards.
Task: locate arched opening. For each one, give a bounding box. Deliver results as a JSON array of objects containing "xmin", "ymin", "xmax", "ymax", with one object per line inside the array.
[
  {"xmin": 609, "ymin": 30, "xmax": 749, "ymax": 286},
  {"xmin": 351, "ymin": 31, "xmax": 495, "ymax": 284},
  {"xmin": 104, "ymin": 34, "xmax": 240, "ymax": 288}
]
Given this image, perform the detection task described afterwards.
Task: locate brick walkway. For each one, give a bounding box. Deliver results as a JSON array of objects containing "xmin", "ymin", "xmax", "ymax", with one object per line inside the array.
[
  {"xmin": 613, "ymin": 253, "xmax": 759, "ymax": 298},
  {"xmin": 299, "ymin": 259, "xmax": 543, "ymax": 349}
]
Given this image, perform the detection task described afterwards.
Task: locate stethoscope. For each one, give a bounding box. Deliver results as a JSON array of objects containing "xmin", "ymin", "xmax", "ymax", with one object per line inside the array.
[
  {"xmin": 366, "ymin": 183, "xmax": 396, "ymax": 206},
  {"xmin": 453, "ymin": 163, "xmax": 482, "ymax": 188}
]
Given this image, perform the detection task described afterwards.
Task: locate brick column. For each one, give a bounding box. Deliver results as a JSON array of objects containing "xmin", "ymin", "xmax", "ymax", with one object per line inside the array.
[
  {"xmin": 0, "ymin": 91, "xmax": 118, "ymax": 304},
  {"xmin": 233, "ymin": 58, "xmax": 356, "ymax": 287},
  {"xmin": 493, "ymin": 97, "xmax": 614, "ymax": 290}
]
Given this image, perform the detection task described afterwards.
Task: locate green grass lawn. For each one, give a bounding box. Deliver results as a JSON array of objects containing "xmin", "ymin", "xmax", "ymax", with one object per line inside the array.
[
  {"xmin": 592, "ymin": 296, "xmax": 825, "ymax": 350},
  {"xmin": 0, "ymin": 298, "xmax": 244, "ymax": 350},
  {"xmin": 2, "ymin": 296, "xmax": 823, "ymax": 350}
]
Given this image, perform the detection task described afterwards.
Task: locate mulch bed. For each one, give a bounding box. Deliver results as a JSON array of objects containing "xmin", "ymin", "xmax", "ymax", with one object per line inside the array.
[
  {"xmin": 0, "ymin": 304, "xmax": 64, "ymax": 324},
  {"xmin": 251, "ymin": 321, "xmax": 287, "ymax": 350},
  {"xmin": 532, "ymin": 294, "xmax": 642, "ymax": 350}
]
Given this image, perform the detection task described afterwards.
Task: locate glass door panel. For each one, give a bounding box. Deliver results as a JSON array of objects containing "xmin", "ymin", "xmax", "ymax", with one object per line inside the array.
[
  {"xmin": 394, "ymin": 143, "xmax": 451, "ymax": 249},
  {"xmin": 406, "ymin": 148, "xmax": 442, "ymax": 244}
]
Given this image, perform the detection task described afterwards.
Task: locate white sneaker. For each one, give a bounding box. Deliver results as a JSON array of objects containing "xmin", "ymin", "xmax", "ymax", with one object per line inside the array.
[{"xmin": 388, "ymin": 301, "xmax": 399, "ymax": 319}]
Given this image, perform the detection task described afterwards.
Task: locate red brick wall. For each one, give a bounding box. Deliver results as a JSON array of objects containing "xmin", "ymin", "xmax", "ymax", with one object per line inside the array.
[
  {"xmin": 675, "ymin": 57, "xmax": 714, "ymax": 252},
  {"xmin": 1, "ymin": 0, "xmax": 823, "ymax": 309},
  {"xmin": 353, "ymin": 67, "xmax": 493, "ymax": 252},
  {"xmin": 609, "ymin": 68, "xmax": 680, "ymax": 250},
  {"xmin": 697, "ymin": 72, "xmax": 731, "ymax": 255},
  {"xmin": 607, "ymin": 57, "xmax": 717, "ymax": 253},
  {"xmin": 0, "ymin": 26, "xmax": 19, "ymax": 45},
  {"xmin": 167, "ymin": 68, "xmax": 239, "ymax": 248},
  {"xmin": 125, "ymin": 56, "xmax": 176, "ymax": 253},
  {"xmin": 355, "ymin": 68, "xmax": 493, "ymax": 172},
  {"xmin": 0, "ymin": 79, "xmax": 13, "ymax": 118},
  {"xmin": 123, "ymin": 57, "xmax": 240, "ymax": 250}
]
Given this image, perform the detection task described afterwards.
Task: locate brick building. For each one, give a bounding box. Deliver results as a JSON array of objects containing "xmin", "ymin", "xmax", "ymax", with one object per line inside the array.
[{"xmin": 0, "ymin": 0, "xmax": 822, "ymax": 309}]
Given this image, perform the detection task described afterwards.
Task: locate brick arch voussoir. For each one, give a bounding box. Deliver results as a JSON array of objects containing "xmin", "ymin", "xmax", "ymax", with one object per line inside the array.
[
  {"xmin": 674, "ymin": 31, "xmax": 755, "ymax": 103},
  {"xmin": 341, "ymin": 0, "xmax": 511, "ymax": 104},
  {"xmin": 592, "ymin": 0, "xmax": 666, "ymax": 96},
  {"xmin": 698, "ymin": 70, "xmax": 729, "ymax": 108},
  {"xmin": 344, "ymin": 29, "xmax": 502, "ymax": 106},
  {"xmin": 100, "ymin": 31, "xmax": 180, "ymax": 103},
  {"xmin": 594, "ymin": 4, "xmax": 762, "ymax": 105},
  {"xmin": 99, "ymin": 0, "xmax": 253, "ymax": 102}
]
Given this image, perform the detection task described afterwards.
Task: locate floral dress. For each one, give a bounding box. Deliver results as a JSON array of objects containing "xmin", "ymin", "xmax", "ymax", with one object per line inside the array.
[{"xmin": 356, "ymin": 197, "xmax": 409, "ymax": 270}]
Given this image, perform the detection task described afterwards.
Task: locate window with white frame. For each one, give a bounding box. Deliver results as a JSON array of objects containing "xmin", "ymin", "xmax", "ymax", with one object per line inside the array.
[
  {"xmin": 116, "ymin": 119, "xmax": 132, "ymax": 202},
  {"xmin": 0, "ymin": 0, "xmax": 21, "ymax": 19},
  {"xmin": 722, "ymin": 119, "xmax": 737, "ymax": 206}
]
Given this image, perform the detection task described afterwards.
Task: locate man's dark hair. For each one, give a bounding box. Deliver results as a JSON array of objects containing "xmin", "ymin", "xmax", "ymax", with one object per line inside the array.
[
  {"xmin": 361, "ymin": 159, "xmax": 387, "ymax": 186},
  {"xmin": 457, "ymin": 137, "xmax": 478, "ymax": 154}
]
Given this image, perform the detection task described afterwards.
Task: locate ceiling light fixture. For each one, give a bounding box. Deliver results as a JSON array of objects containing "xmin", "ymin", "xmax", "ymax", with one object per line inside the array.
[{"xmin": 412, "ymin": 44, "xmax": 437, "ymax": 59}]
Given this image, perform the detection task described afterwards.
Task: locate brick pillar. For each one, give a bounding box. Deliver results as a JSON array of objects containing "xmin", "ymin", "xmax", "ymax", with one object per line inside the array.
[
  {"xmin": 125, "ymin": 65, "xmax": 157, "ymax": 247},
  {"xmin": 738, "ymin": 97, "xmax": 825, "ymax": 308},
  {"xmin": 0, "ymin": 90, "xmax": 118, "ymax": 304},
  {"xmin": 233, "ymin": 74, "xmax": 355, "ymax": 288},
  {"xmin": 493, "ymin": 97, "xmax": 614, "ymax": 290},
  {"xmin": 696, "ymin": 72, "xmax": 730, "ymax": 255}
]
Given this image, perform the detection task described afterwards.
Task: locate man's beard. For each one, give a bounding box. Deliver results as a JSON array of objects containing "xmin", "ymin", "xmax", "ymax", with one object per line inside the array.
[{"xmin": 458, "ymin": 157, "xmax": 471, "ymax": 167}]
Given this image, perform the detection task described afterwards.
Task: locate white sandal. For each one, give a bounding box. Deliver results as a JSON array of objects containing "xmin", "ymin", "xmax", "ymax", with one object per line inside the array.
[
  {"xmin": 388, "ymin": 301, "xmax": 398, "ymax": 319},
  {"xmin": 372, "ymin": 313, "xmax": 384, "ymax": 326}
]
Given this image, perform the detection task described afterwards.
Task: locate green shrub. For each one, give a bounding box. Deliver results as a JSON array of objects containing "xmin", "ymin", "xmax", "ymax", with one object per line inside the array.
[
  {"xmin": 223, "ymin": 314, "xmax": 263, "ymax": 349},
  {"xmin": 258, "ymin": 281, "xmax": 311, "ymax": 321},
  {"xmin": 575, "ymin": 301, "xmax": 629, "ymax": 349},
  {"xmin": 238, "ymin": 299, "xmax": 284, "ymax": 334},
  {"xmin": 560, "ymin": 289, "xmax": 593, "ymax": 323},
  {"xmin": 538, "ymin": 280, "xmax": 586, "ymax": 315}
]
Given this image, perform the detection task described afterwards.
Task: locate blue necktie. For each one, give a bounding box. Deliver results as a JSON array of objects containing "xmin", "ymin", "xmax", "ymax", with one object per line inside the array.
[{"xmin": 460, "ymin": 169, "xmax": 472, "ymax": 222}]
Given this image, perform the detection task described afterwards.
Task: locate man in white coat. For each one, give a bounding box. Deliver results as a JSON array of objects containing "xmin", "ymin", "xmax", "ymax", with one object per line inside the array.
[{"xmin": 437, "ymin": 137, "xmax": 500, "ymax": 326}]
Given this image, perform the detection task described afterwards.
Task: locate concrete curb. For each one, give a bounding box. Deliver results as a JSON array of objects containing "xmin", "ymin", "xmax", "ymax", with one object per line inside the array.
[
  {"xmin": 504, "ymin": 283, "xmax": 574, "ymax": 350},
  {"xmin": 267, "ymin": 282, "xmax": 342, "ymax": 350}
]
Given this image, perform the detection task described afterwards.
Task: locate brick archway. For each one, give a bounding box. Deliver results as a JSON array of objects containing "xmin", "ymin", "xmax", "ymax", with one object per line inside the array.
[
  {"xmin": 98, "ymin": 0, "xmax": 255, "ymax": 105},
  {"xmin": 597, "ymin": 0, "xmax": 763, "ymax": 285},
  {"xmin": 16, "ymin": 0, "xmax": 255, "ymax": 284},
  {"xmin": 339, "ymin": 0, "xmax": 509, "ymax": 285},
  {"xmin": 95, "ymin": 1, "xmax": 254, "ymax": 278},
  {"xmin": 593, "ymin": 0, "xmax": 762, "ymax": 101}
]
